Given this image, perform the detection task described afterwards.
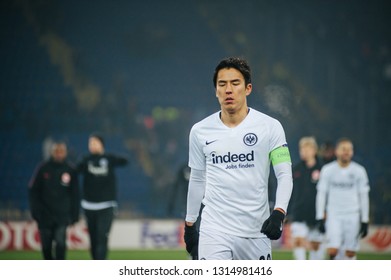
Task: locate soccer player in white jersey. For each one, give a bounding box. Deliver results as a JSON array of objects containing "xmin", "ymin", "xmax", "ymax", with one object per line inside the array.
[
  {"xmin": 316, "ymin": 137, "xmax": 370, "ymax": 260},
  {"xmin": 289, "ymin": 136, "xmax": 325, "ymax": 260},
  {"xmin": 184, "ymin": 57, "xmax": 293, "ymax": 260}
]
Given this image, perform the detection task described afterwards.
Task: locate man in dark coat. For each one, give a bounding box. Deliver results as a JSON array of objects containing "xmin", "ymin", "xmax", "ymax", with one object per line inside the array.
[{"xmin": 29, "ymin": 141, "xmax": 79, "ymax": 260}]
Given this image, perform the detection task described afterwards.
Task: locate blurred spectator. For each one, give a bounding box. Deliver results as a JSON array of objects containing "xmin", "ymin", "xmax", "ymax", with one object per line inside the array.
[
  {"xmin": 289, "ymin": 136, "xmax": 325, "ymax": 260},
  {"xmin": 28, "ymin": 141, "xmax": 79, "ymax": 260},
  {"xmin": 77, "ymin": 133, "xmax": 128, "ymax": 260},
  {"xmin": 316, "ymin": 137, "xmax": 370, "ymax": 260},
  {"xmin": 167, "ymin": 163, "xmax": 190, "ymax": 217},
  {"xmin": 319, "ymin": 141, "xmax": 336, "ymax": 164}
]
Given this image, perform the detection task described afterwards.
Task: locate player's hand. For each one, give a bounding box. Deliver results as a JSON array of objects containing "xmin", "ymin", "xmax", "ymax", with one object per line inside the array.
[
  {"xmin": 184, "ymin": 223, "xmax": 199, "ymax": 259},
  {"xmin": 359, "ymin": 222, "xmax": 368, "ymax": 238},
  {"xmin": 261, "ymin": 210, "xmax": 285, "ymax": 240},
  {"xmin": 316, "ymin": 219, "xmax": 326, "ymax": 234}
]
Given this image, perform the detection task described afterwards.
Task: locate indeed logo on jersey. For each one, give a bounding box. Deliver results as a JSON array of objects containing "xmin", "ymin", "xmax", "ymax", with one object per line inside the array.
[
  {"xmin": 211, "ymin": 151, "xmax": 255, "ymax": 169},
  {"xmin": 211, "ymin": 150, "xmax": 254, "ymax": 164}
]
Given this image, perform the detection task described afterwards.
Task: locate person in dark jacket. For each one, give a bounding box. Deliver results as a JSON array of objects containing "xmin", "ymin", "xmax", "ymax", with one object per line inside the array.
[
  {"xmin": 29, "ymin": 141, "xmax": 79, "ymax": 260},
  {"xmin": 167, "ymin": 163, "xmax": 190, "ymax": 217},
  {"xmin": 289, "ymin": 136, "xmax": 325, "ymax": 260},
  {"xmin": 77, "ymin": 133, "xmax": 128, "ymax": 260}
]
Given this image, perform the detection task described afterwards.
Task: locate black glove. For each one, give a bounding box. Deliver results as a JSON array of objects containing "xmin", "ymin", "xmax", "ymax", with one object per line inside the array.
[
  {"xmin": 316, "ymin": 219, "xmax": 326, "ymax": 234},
  {"xmin": 359, "ymin": 222, "xmax": 368, "ymax": 238},
  {"xmin": 184, "ymin": 223, "xmax": 199, "ymax": 260},
  {"xmin": 261, "ymin": 210, "xmax": 285, "ymax": 240}
]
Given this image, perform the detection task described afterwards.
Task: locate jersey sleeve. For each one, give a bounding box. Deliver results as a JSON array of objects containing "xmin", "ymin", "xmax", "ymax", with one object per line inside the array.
[
  {"xmin": 269, "ymin": 119, "xmax": 293, "ymax": 213},
  {"xmin": 28, "ymin": 163, "xmax": 44, "ymax": 222},
  {"xmin": 358, "ymin": 166, "xmax": 370, "ymax": 193},
  {"xmin": 268, "ymin": 119, "xmax": 291, "ymax": 166},
  {"xmin": 188, "ymin": 125, "xmax": 205, "ymax": 170},
  {"xmin": 315, "ymin": 166, "xmax": 329, "ymax": 220},
  {"xmin": 185, "ymin": 168, "xmax": 206, "ymax": 223},
  {"xmin": 358, "ymin": 166, "xmax": 370, "ymax": 222},
  {"xmin": 273, "ymin": 162, "xmax": 293, "ymax": 213},
  {"xmin": 268, "ymin": 119, "xmax": 288, "ymax": 152},
  {"xmin": 109, "ymin": 154, "xmax": 129, "ymax": 167}
]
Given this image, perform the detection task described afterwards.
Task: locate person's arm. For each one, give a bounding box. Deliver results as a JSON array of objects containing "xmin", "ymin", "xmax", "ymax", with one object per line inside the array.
[
  {"xmin": 185, "ymin": 168, "xmax": 206, "ymax": 226},
  {"xmin": 358, "ymin": 190, "xmax": 370, "ymax": 238},
  {"xmin": 261, "ymin": 145, "xmax": 292, "ymax": 240},
  {"xmin": 315, "ymin": 189, "xmax": 327, "ymax": 220},
  {"xmin": 185, "ymin": 124, "xmax": 206, "ymax": 226},
  {"xmin": 270, "ymin": 145, "xmax": 293, "ymax": 214},
  {"xmin": 358, "ymin": 168, "xmax": 370, "ymax": 238},
  {"xmin": 315, "ymin": 168, "xmax": 328, "ymax": 220},
  {"xmin": 360, "ymin": 192, "xmax": 369, "ymax": 223},
  {"xmin": 184, "ymin": 167, "xmax": 204, "ymax": 259},
  {"xmin": 28, "ymin": 164, "xmax": 44, "ymax": 222},
  {"xmin": 359, "ymin": 169, "xmax": 370, "ymax": 223},
  {"xmin": 76, "ymin": 157, "xmax": 86, "ymax": 173},
  {"xmin": 70, "ymin": 168, "xmax": 80, "ymax": 224},
  {"xmin": 273, "ymin": 162, "xmax": 293, "ymax": 214},
  {"xmin": 267, "ymin": 120, "xmax": 292, "ymax": 214},
  {"xmin": 313, "ymin": 167, "xmax": 328, "ymax": 233},
  {"xmin": 111, "ymin": 154, "xmax": 129, "ymax": 167}
]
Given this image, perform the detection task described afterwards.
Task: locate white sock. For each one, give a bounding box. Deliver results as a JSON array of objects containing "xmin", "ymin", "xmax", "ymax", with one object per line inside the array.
[
  {"xmin": 334, "ymin": 250, "xmax": 345, "ymax": 260},
  {"xmin": 309, "ymin": 249, "xmax": 324, "ymax": 260},
  {"xmin": 293, "ymin": 247, "xmax": 306, "ymax": 260},
  {"xmin": 344, "ymin": 254, "xmax": 357, "ymax": 260}
]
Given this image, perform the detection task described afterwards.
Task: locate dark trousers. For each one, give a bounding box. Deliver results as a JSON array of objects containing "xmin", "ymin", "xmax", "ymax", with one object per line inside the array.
[
  {"xmin": 84, "ymin": 207, "xmax": 114, "ymax": 260},
  {"xmin": 38, "ymin": 224, "xmax": 67, "ymax": 260}
]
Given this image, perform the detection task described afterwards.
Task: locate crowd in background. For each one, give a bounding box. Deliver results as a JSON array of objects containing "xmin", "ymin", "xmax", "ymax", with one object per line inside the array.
[{"xmin": 0, "ymin": 1, "xmax": 390, "ymax": 225}]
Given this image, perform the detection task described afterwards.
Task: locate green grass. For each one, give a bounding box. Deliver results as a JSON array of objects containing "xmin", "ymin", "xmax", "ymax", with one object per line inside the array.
[
  {"xmin": 0, "ymin": 249, "xmax": 189, "ymax": 260},
  {"xmin": 0, "ymin": 249, "xmax": 390, "ymax": 260}
]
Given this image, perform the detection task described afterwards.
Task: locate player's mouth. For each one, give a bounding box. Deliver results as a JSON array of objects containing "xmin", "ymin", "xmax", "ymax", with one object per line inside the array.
[{"xmin": 225, "ymin": 97, "xmax": 234, "ymax": 104}]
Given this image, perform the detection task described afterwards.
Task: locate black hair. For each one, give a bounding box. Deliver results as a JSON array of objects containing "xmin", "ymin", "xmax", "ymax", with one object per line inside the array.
[
  {"xmin": 90, "ymin": 132, "xmax": 105, "ymax": 147},
  {"xmin": 213, "ymin": 57, "xmax": 252, "ymax": 87}
]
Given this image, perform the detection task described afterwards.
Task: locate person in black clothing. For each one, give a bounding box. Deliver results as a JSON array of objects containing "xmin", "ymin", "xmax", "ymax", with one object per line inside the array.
[
  {"xmin": 319, "ymin": 140, "xmax": 336, "ymax": 164},
  {"xmin": 289, "ymin": 136, "xmax": 325, "ymax": 260},
  {"xmin": 167, "ymin": 163, "xmax": 190, "ymax": 217},
  {"xmin": 29, "ymin": 141, "xmax": 79, "ymax": 260},
  {"xmin": 77, "ymin": 133, "xmax": 128, "ymax": 260}
]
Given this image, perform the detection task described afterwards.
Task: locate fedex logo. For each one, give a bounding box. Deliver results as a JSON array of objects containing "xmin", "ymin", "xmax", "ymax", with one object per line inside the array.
[{"xmin": 140, "ymin": 221, "xmax": 184, "ymax": 248}]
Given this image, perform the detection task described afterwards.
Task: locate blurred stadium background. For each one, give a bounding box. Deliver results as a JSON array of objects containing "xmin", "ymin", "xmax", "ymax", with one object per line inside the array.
[{"xmin": 1, "ymin": 0, "xmax": 390, "ymax": 257}]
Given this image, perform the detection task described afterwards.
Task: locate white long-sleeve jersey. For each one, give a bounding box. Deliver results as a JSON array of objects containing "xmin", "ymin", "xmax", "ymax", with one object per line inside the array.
[
  {"xmin": 316, "ymin": 160, "xmax": 370, "ymax": 222},
  {"xmin": 185, "ymin": 108, "xmax": 293, "ymax": 238}
]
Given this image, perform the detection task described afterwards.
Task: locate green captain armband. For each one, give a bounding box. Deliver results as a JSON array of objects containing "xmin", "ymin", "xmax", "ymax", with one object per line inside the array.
[{"xmin": 269, "ymin": 145, "xmax": 291, "ymax": 166}]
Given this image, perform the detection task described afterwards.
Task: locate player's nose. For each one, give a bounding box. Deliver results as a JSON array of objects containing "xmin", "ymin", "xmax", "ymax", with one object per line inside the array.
[{"xmin": 225, "ymin": 84, "xmax": 233, "ymax": 94}]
